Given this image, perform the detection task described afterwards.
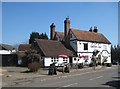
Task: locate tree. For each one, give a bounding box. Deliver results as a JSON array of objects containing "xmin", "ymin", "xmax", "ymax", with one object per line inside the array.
[
  {"xmin": 29, "ymin": 32, "xmax": 49, "ymax": 44},
  {"xmin": 29, "ymin": 32, "xmax": 39, "ymax": 44},
  {"xmin": 23, "ymin": 49, "xmax": 40, "ymax": 72},
  {"xmin": 111, "ymin": 44, "xmax": 120, "ymax": 64},
  {"xmin": 39, "ymin": 32, "xmax": 48, "ymax": 39},
  {"xmin": 111, "ymin": 45, "xmax": 115, "ymax": 63},
  {"xmin": 117, "ymin": 44, "xmax": 120, "ymax": 63}
]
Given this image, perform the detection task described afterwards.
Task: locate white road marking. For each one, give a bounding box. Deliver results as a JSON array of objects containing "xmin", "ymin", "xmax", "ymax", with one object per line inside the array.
[
  {"xmin": 41, "ymin": 79, "xmax": 46, "ymax": 81},
  {"xmin": 40, "ymin": 66, "xmax": 115, "ymax": 83},
  {"xmin": 69, "ymin": 71, "xmax": 91, "ymax": 77},
  {"xmin": 96, "ymin": 76, "xmax": 103, "ymax": 79},
  {"xmin": 61, "ymin": 76, "xmax": 67, "ymax": 78},
  {"xmin": 89, "ymin": 76, "xmax": 103, "ymax": 80},
  {"xmin": 104, "ymin": 86, "xmax": 110, "ymax": 87},
  {"xmin": 62, "ymin": 83, "xmax": 78, "ymax": 87}
]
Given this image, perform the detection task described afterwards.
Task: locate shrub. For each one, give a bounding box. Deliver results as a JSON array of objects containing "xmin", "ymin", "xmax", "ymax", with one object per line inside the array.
[
  {"xmin": 22, "ymin": 49, "xmax": 41, "ymax": 72},
  {"xmin": 78, "ymin": 63, "xmax": 83, "ymax": 69},
  {"xmin": 28, "ymin": 62, "xmax": 40, "ymax": 72},
  {"xmin": 106, "ymin": 63, "xmax": 112, "ymax": 67},
  {"xmin": 89, "ymin": 63, "xmax": 93, "ymax": 67}
]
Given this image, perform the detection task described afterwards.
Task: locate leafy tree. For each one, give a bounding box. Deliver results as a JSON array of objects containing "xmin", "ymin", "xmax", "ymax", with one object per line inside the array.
[
  {"xmin": 111, "ymin": 44, "xmax": 120, "ymax": 64},
  {"xmin": 111, "ymin": 45, "xmax": 115, "ymax": 63},
  {"xmin": 29, "ymin": 32, "xmax": 49, "ymax": 44},
  {"xmin": 23, "ymin": 49, "xmax": 40, "ymax": 72},
  {"xmin": 25, "ymin": 50, "xmax": 39, "ymax": 63},
  {"xmin": 29, "ymin": 32, "xmax": 39, "ymax": 44},
  {"xmin": 117, "ymin": 44, "xmax": 120, "ymax": 63},
  {"xmin": 39, "ymin": 32, "xmax": 48, "ymax": 39}
]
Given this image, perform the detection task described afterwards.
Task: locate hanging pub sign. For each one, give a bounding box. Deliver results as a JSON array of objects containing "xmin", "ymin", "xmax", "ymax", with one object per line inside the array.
[{"xmin": 91, "ymin": 43, "xmax": 101, "ymax": 48}]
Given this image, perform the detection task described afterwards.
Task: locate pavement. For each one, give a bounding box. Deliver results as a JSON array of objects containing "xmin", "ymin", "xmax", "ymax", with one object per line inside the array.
[
  {"xmin": 1, "ymin": 65, "xmax": 118, "ymax": 87},
  {"xmin": 0, "ymin": 68, "xmax": 7, "ymax": 76}
]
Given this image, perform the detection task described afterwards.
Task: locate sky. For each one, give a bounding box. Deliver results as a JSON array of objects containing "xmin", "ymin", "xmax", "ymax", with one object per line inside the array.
[{"xmin": 2, "ymin": 2, "xmax": 118, "ymax": 46}]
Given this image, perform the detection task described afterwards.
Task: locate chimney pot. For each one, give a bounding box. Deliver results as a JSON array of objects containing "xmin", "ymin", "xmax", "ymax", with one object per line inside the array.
[
  {"xmin": 50, "ymin": 23, "xmax": 55, "ymax": 27},
  {"xmin": 93, "ymin": 26, "xmax": 98, "ymax": 33},
  {"xmin": 89, "ymin": 27, "xmax": 93, "ymax": 32}
]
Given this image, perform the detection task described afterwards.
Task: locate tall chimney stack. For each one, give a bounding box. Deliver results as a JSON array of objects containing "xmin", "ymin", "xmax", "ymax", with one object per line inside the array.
[
  {"xmin": 64, "ymin": 17, "xmax": 70, "ymax": 47},
  {"xmin": 50, "ymin": 23, "xmax": 55, "ymax": 40},
  {"xmin": 64, "ymin": 17, "xmax": 70, "ymax": 39}
]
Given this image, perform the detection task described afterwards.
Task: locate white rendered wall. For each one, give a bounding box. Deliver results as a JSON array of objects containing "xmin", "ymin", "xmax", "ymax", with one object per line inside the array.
[
  {"xmin": 42, "ymin": 57, "xmax": 69, "ymax": 67},
  {"xmin": 0, "ymin": 50, "xmax": 16, "ymax": 54},
  {"xmin": 0, "ymin": 50, "xmax": 11, "ymax": 54},
  {"xmin": 69, "ymin": 30, "xmax": 111, "ymax": 64}
]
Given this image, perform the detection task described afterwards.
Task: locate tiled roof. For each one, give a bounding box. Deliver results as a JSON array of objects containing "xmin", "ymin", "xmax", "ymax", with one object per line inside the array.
[
  {"xmin": 35, "ymin": 39, "xmax": 73, "ymax": 57},
  {"xmin": 70, "ymin": 28, "xmax": 111, "ymax": 44},
  {"xmin": 0, "ymin": 45, "xmax": 2, "ymax": 50},
  {"xmin": 18, "ymin": 44, "xmax": 31, "ymax": 51},
  {"xmin": 55, "ymin": 32, "xmax": 64, "ymax": 40},
  {"xmin": 0, "ymin": 44, "xmax": 16, "ymax": 50}
]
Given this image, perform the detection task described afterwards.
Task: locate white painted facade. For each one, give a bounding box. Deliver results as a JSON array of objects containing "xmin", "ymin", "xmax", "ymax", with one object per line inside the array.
[
  {"xmin": 0, "ymin": 50, "xmax": 16, "ymax": 54},
  {"xmin": 40, "ymin": 30, "xmax": 111, "ymax": 67},
  {"xmin": 72, "ymin": 57, "xmax": 83, "ymax": 64},
  {"xmin": 69, "ymin": 30, "xmax": 111, "ymax": 65},
  {"xmin": 40, "ymin": 57, "xmax": 69, "ymax": 67}
]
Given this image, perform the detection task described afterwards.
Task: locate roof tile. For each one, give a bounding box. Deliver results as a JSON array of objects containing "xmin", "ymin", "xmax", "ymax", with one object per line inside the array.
[
  {"xmin": 55, "ymin": 32, "xmax": 64, "ymax": 41},
  {"xmin": 35, "ymin": 39, "xmax": 73, "ymax": 57},
  {"xmin": 18, "ymin": 44, "xmax": 31, "ymax": 51},
  {"xmin": 70, "ymin": 28, "xmax": 111, "ymax": 44}
]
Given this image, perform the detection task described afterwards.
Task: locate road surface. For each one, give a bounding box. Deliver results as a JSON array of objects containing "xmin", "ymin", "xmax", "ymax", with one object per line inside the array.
[{"xmin": 3, "ymin": 65, "xmax": 119, "ymax": 88}]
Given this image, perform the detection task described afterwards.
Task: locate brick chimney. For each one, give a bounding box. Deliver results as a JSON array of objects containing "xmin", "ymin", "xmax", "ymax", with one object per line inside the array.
[
  {"xmin": 64, "ymin": 17, "xmax": 70, "ymax": 47},
  {"xmin": 50, "ymin": 23, "xmax": 55, "ymax": 40}
]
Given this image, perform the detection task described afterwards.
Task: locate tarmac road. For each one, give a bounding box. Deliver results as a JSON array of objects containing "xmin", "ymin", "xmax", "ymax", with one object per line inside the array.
[{"xmin": 2, "ymin": 65, "xmax": 119, "ymax": 88}]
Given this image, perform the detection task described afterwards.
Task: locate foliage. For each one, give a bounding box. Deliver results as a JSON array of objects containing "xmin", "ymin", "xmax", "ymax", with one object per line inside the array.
[
  {"xmin": 39, "ymin": 32, "xmax": 48, "ymax": 39},
  {"xmin": 24, "ymin": 50, "xmax": 39, "ymax": 63},
  {"xmin": 29, "ymin": 32, "xmax": 39, "ymax": 44},
  {"xmin": 111, "ymin": 44, "xmax": 120, "ymax": 64},
  {"xmin": 106, "ymin": 63, "xmax": 112, "ymax": 67},
  {"xmin": 22, "ymin": 49, "xmax": 40, "ymax": 72},
  {"xmin": 29, "ymin": 32, "xmax": 48, "ymax": 44},
  {"xmin": 28, "ymin": 62, "xmax": 40, "ymax": 72}
]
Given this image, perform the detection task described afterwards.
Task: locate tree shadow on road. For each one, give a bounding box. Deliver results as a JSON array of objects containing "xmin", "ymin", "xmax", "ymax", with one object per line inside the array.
[
  {"xmin": 102, "ymin": 72, "xmax": 120, "ymax": 89},
  {"xmin": 20, "ymin": 70, "xmax": 33, "ymax": 73},
  {"xmin": 103, "ymin": 80, "xmax": 120, "ymax": 89},
  {"xmin": 103, "ymin": 69, "xmax": 120, "ymax": 89}
]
